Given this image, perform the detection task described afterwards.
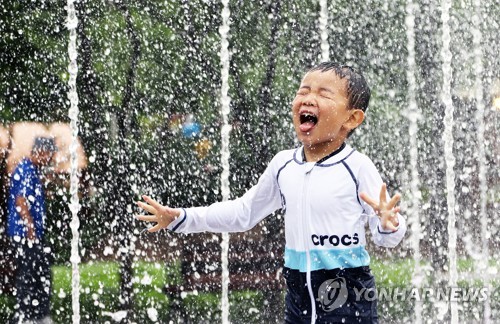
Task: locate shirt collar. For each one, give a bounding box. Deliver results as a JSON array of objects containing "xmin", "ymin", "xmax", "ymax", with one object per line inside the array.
[{"xmin": 293, "ymin": 142, "xmax": 354, "ymax": 165}]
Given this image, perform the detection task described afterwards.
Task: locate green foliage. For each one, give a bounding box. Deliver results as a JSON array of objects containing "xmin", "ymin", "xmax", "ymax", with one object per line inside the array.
[
  {"xmin": 0, "ymin": 2, "xmax": 67, "ymax": 121},
  {"xmin": 51, "ymin": 262, "xmax": 121, "ymax": 321},
  {"xmin": 0, "ymin": 295, "xmax": 15, "ymax": 323}
]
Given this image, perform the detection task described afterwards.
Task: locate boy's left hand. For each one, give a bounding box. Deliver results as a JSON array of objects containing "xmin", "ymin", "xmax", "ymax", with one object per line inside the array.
[{"xmin": 359, "ymin": 183, "xmax": 401, "ymax": 232}]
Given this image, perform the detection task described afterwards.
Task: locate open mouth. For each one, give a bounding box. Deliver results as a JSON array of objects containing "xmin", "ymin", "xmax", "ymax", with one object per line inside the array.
[{"xmin": 299, "ymin": 112, "xmax": 318, "ymax": 132}]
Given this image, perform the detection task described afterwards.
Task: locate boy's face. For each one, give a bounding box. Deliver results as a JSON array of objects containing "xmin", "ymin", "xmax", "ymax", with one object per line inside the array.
[{"xmin": 292, "ymin": 70, "xmax": 358, "ymax": 148}]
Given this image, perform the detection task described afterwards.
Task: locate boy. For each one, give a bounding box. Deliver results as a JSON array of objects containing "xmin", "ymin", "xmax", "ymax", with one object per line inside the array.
[{"xmin": 136, "ymin": 62, "xmax": 406, "ymax": 323}]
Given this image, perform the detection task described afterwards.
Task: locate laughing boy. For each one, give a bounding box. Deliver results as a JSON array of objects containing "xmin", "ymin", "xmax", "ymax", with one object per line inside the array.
[{"xmin": 137, "ymin": 62, "xmax": 406, "ymax": 323}]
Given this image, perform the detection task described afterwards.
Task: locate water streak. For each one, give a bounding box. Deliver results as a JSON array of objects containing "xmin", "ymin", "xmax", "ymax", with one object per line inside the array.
[
  {"xmin": 471, "ymin": 0, "xmax": 490, "ymax": 322},
  {"xmin": 218, "ymin": 0, "xmax": 231, "ymax": 323},
  {"xmin": 405, "ymin": 0, "xmax": 422, "ymax": 322},
  {"xmin": 319, "ymin": 0, "xmax": 329, "ymax": 61},
  {"xmin": 66, "ymin": 0, "xmax": 81, "ymax": 323},
  {"xmin": 440, "ymin": 0, "xmax": 458, "ymax": 322}
]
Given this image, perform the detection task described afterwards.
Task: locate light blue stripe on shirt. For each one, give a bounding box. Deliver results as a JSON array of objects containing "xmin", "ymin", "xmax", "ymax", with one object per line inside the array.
[{"xmin": 284, "ymin": 246, "xmax": 371, "ymax": 272}]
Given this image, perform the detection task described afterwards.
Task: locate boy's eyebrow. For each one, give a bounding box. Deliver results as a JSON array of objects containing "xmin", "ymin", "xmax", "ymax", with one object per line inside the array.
[
  {"xmin": 299, "ymin": 85, "xmax": 334, "ymax": 93},
  {"xmin": 319, "ymin": 87, "xmax": 334, "ymax": 93}
]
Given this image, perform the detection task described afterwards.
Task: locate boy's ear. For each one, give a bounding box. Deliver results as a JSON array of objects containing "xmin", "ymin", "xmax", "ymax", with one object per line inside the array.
[{"xmin": 344, "ymin": 109, "xmax": 365, "ymax": 131}]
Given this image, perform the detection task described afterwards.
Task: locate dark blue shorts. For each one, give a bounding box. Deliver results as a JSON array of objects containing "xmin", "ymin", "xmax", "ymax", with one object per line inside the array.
[
  {"xmin": 284, "ymin": 266, "xmax": 378, "ymax": 324},
  {"xmin": 10, "ymin": 239, "xmax": 52, "ymax": 322}
]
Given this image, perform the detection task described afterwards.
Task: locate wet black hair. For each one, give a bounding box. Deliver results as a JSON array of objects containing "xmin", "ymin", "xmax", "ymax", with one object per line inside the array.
[{"xmin": 307, "ymin": 62, "xmax": 371, "ymax": 112}]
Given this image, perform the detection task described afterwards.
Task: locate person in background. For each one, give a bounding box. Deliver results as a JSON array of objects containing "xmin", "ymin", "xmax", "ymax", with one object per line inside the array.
[{"xmin": 8, "ymin": 137, "xmax": 57, "ymax": 324}]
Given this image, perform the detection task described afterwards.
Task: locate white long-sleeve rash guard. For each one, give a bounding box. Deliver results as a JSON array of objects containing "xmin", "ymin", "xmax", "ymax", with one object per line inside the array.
[{"xmin": 167, "ymin": 143, "xmax": 406, "ymax": 272}]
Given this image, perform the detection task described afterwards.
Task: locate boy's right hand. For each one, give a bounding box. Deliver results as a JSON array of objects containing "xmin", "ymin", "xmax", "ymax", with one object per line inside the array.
[{"xmin": 135, "ymin": 195, "xmax": 181, "ymax": 232}]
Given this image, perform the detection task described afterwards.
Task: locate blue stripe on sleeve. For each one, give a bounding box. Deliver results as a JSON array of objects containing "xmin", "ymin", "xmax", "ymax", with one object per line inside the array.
[{"xmin": 171, "ymin": 208, "xmax": 187, "ymax": 232}]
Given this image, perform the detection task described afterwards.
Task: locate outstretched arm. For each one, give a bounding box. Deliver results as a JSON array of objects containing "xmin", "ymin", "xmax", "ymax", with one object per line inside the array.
[{"xmin": 135, "ymin": 153, "xmax": 284, "ymax": 234}]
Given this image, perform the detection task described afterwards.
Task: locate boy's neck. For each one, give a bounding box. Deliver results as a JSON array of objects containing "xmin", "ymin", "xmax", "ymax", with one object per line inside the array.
[{"xmin": 303, "ymin": 140, "xmax": 346, "ymax": 163}]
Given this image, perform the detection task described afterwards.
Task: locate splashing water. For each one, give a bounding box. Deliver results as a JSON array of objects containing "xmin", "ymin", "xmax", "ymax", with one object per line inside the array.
[
  {"xmin": 219, "ymin": 0, "xmax": 231, "ymax": 323},
  {"xmin": 471, "ymin": 0, "xmax": 491, "ymax": 322},
  {"xmin": 67, "ymin": 0, "xmax": 80, "ymax": 323},
  {"xmin": 1, "ymin": 1, "xmax": 496, "ymax": 322},
  {"xmin": 405, "ymin": 0, "xmax": 422, "ymax": 323},
  {"xmin": 440, "ymin": 0, "xmax": 458, "ymax": 322},
  {"xmin": 319, "ymin": 0, "xmax": 329, "ymax": 62},
  {"xmin": 66, "ymin": 0, "xmax": 81, "ymax": 323}
]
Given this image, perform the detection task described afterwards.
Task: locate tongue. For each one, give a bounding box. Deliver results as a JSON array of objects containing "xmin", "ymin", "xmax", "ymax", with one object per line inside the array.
[{"xmin": 299, "ymin": 122, "xmax": 315, "ymax": 133}]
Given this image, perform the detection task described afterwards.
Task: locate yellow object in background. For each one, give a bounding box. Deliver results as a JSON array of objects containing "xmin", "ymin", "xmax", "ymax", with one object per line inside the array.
[{"xmin": 195, "ymin": 138, "xmax": 212, "ymax": 159}]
